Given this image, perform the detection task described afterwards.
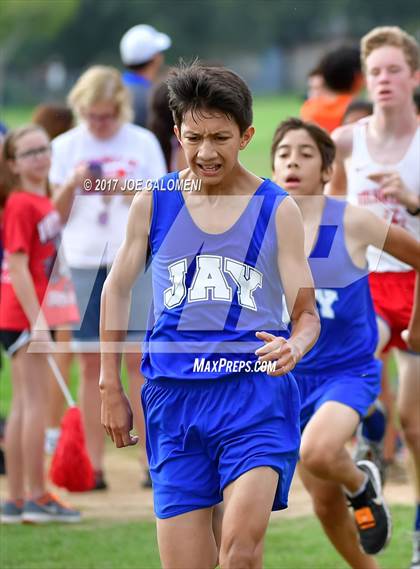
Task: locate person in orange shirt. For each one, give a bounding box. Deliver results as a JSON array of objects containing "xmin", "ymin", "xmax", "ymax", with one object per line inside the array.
[{"xmin": 301, "ymin": 46, "xmax": 364, "ymax": 132}]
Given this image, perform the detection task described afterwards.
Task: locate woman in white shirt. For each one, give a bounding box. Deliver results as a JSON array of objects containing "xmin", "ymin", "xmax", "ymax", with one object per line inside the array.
[{"xmin": 51, "ymin": 66, "xmax": 166, "ymax": 489}]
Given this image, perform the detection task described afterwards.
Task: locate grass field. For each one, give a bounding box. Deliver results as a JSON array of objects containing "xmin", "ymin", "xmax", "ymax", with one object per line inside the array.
[
  {"xmin": 0, "ymin": 98, "xmax": 407, "ymax": 569},
  {"xmin": 0, "ymin": 506, "xmax": 412, "ymax": 569}
]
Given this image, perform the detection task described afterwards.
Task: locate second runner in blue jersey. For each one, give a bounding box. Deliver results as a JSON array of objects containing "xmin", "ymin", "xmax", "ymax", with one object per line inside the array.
[{"xmin": 272, "ymin": 118, "xmax": 420, "ymax": 566}]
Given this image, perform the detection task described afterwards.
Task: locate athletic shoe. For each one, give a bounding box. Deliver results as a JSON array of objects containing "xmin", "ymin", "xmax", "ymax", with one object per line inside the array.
[
  {"xmin": 411, "ymin": 531, "xmax": 420, "ymax": 569},
  {"xmin": 22, "ymin": 493, "xmax": 81, "ymax": 523},
  {"xmin": 92, "ymin": 470, "xmax": 108, "ymax": 491},
  {"xmin": 354, "ymin": 429, "xmax": 387, "ymax": 485},
  {"xmin": 354, "ymin": 402, "xmax": 387, "ymax": 485},
  {"xmin": 141, "ymin": 469, "xmax": 153, "ymax": 489},
  {"xmin": 0, "ymin": 500, "xmax": 23, "ymax": 524},
  {"xmin": 346, "ymin": 460, "xmax": 392, "ymax": 555}
]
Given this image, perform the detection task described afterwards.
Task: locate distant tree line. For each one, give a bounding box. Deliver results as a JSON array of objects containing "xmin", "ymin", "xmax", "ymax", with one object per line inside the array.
[{"xmin": 2, "ymin": 0, "xmax": 419, "ymax": 71}]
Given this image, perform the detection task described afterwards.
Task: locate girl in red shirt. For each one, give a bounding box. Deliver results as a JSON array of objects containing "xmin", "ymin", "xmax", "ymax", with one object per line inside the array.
[{"xmin": 0, "ymin": 125, "xmax": 80, "ymax": 523}]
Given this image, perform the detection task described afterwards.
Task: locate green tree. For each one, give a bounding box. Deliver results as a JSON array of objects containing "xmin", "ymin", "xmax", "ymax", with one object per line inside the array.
[
  {"xmin": 0, "ymin": 0, "xmax": 80, "ymax": 104},
  {"xmin": 1, "ymin": 0, "xmax": 80, "ymax": 46}
]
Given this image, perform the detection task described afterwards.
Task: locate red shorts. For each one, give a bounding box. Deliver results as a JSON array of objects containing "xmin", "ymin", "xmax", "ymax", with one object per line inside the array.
[{"xmin": 368, "ymin": 271, "xmax": 415, "ymax": 353}]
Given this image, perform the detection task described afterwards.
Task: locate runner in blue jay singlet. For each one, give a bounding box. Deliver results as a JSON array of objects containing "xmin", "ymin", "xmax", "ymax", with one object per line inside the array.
[
  {"xmin": 140, "ymin": 173, "xmax": 302, "ymax": 520},
  {"xmin": 272, "ymin": 117, "xmax": 420, "ymax": 567},
  {"xmin": 294, "ymin": 196, "xmax": 380, "ymax": 431},
  {"xmin": 99, "ymin": 65, "xmax": 320, "ymax": 569}
]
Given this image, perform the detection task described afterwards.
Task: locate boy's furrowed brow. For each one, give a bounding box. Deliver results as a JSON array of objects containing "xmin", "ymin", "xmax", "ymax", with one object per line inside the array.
[{"xmin": 183, "ymin": 129, "xmax": 233, "ymax": 136}]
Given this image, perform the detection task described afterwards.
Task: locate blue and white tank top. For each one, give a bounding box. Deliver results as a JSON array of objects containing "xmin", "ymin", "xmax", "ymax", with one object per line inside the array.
[{"xmin": 141, "ymin": 172, "xmax": 290, "ymax": 381}]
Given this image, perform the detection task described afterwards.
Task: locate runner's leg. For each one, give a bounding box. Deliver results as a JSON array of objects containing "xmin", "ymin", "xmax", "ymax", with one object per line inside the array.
[
  {"xmin": 298, "ymin": 463, "xmax": 379, "ymax": 569},
  {"xmin": 219, "ymin": 467, "xmax": 278, "ymax": 569},
  {"xmin": 157, "ymin": 507, "xmax": 218, "ymax": 569}
]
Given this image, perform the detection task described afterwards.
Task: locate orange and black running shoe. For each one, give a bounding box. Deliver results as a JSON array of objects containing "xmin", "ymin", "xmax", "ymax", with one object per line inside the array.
[{"xmin": 347, "ymin": 460, "xmax": 392, "ymax": 555}]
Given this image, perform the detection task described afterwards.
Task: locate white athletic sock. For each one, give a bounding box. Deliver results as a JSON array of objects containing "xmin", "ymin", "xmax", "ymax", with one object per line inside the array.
[{"xmin": 345, "ymin": 473, "xmax": 369, "ymax": 498}]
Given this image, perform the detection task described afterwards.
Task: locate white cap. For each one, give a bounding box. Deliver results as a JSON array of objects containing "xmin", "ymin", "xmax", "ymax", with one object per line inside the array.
[{"xmin": 120, "ymin": 24, "xmax": 172, "ymax": 66}]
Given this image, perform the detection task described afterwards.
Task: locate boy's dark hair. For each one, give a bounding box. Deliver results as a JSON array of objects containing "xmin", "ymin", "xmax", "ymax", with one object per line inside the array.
[
  {"xmin": 271, "ymin": 117, "xmax": 336, "ymax": 172},
  {"xmin": 413, "ymin": 89, "xmax": 420, "ymax": 113},
  {"xmin": 147, "ymin": 79, "xmax": 176, "ymax": 170},
  {"xmin": 318, "ymin": 46, "xmax": 361, "ymax": 93},
  {"xmin": 167, "ymin": 63, "xmax": 253, "ymax": 134},
  {"xmin": 342, "ymin": 99, "xmax": 373, "ymax": 123}
]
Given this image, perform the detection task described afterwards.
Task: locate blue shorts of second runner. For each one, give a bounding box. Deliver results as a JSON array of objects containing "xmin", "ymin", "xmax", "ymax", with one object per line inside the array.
[
  {"xmin": 141, "ymin": 372, "xmax": 301, "ymax": 519},
  {"xmin": 295, "ymin": 359, "xmax": 382, "ymax": 432}
]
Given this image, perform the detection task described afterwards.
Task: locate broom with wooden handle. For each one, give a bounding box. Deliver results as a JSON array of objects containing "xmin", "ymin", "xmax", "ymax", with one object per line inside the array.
[{"xmin": 47, "ymin": 355, "xmax": 95, "ymax": 492}]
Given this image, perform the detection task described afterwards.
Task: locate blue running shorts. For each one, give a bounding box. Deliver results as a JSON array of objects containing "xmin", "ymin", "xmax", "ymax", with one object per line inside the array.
[
  {"xmin": 295, "ymin": 359, "xmax": 382, "ymax": 432},
  {"xmin": 141, "ymin": 371, "xmax": 301, "ymax": 519}
]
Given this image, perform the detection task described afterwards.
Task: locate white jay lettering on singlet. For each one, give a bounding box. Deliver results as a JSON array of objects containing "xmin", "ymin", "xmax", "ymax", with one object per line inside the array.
[
  {"xmin": 188, "ymin": 255, "xmax": 232, "ymax": 303},
  {"xmin": 164, "ymin": 259, "xmax": 188, "ymax": 309},
  {"xmin": 224, "ymin": 258, "xmax": 262, "ymax": 311},
  {"xmin": 315, "ymin": 289, "xmax": 338, "ymax": 319},
  {"xmin": 163, "ymin": 255, "xmax": 262, "ymax": 310}
]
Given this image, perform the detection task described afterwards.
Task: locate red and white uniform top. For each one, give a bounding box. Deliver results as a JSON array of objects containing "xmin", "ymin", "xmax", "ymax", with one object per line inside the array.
[{"xmin": 345, "ymin": 119, "xmax": 419, "ymax": 273}]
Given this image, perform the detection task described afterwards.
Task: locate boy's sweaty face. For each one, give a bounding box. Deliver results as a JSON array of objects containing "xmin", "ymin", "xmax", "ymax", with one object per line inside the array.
[
  {"xmin": 272, "ymin": 129, "xmax": 326, "ymax": 196},
  {"xmin": 176, "ymin": 109, "xmax": 253, "ymax": 186},
  {"xmin": 365, "ymin": 46, "xmax": 419, "ymax": 109}
]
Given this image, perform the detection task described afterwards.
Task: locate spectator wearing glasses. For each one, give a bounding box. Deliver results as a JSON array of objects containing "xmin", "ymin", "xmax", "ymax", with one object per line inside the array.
[
  {"xmin": 0, "ymin": 125, "xmax": 80, "ymax": 523},
  {"xmin": 51, "ymin": 65, "xmax": 166, "ymax": 489}
]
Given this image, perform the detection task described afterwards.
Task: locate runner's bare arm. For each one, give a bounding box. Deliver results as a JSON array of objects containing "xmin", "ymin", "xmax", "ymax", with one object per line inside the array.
[
  {"xmin": 99, "ymin": 191, "xmax": 152, "ymax": 447},
  {"xmin": 327, "ymin": 125, "xmax": 353, "ymax": 196},
  {"xmin": 277, "ymin": 198, "xmax": 320, "ymax": 357},
  {"xmin": 100, "ymin": 190, "xmax": 152, "ymax": 379},
  {"xmin": 347, "ymin": 205, "xmax": 420, "ymax": 272},
  {"xmin": 367, "ymin": 171, "xmax": 420, "ymax": 212},
  {"xmin": 369, "ymin": 212, "xmax": 420, "ymax": 352},
  {"xmin": 52, "ymin": 164, "xmax": 92, "ymax": 222},
  {"xmin": 348, "ymin": 205, "xmax": 420, "ymax": 351},
  {"xmin": 256, "ymin": 197, "xmax": 320, "ymax": 375}
]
